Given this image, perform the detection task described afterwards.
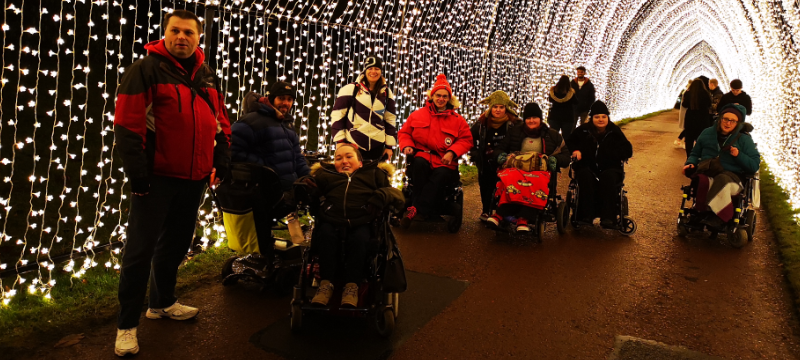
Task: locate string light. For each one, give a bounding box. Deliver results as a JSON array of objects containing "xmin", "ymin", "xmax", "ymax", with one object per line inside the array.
[{"xmin": 1, "ymin": 0, "xmax": 799, "ymax": 306}]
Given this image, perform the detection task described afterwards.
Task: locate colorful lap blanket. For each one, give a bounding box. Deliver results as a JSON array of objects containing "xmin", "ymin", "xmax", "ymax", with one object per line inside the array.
[
  {"xmin": 695, "ymin": 171, "xmax": 742, "ymax": 221},
  {"xmin": 495, "ymin": 168, "xmax": 550, "ymax": 210}
]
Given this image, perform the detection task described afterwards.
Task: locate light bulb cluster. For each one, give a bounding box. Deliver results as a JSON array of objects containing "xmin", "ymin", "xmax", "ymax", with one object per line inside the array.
[{"xmin": 1, "ymin": 0, "xmax": 799, "ymax": 306}]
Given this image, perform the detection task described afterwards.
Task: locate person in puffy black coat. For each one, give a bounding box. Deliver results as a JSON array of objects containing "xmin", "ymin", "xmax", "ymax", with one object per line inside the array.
[
  {"xmin": 302, "ymin": 144, "xmax": 404, "ymax": 309},
  {"xmin": 548, "ymin": 75, "xmax": 577, "ymax": 139},
  {"xmin": 566, "ymin": 101, "xmax": 633, "ymax": 228},
  {"xmin": 486, "ymin": 103, "xmax": 571, "ymax": 232},
  {"xmin": 231, "ymin": 84, "xmax": 310, "ymax": 191},
  {"xmin": 716, "ymin": 79, "xmax": 752, "ymax": 116}
]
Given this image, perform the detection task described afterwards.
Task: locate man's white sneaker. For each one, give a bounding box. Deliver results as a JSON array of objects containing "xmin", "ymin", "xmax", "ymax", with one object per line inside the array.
[
  {"xmin": 145, "ymin": 301, "xmax": 199, "ymax": 320},
  {"xmin": 115, "ymin": 328, "xmax": 139, "ymax": 356}
]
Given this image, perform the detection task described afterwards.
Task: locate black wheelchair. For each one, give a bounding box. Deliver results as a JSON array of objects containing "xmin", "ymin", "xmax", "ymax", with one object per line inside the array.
[
  {"xmin": 214, "ymin": 163, "xmax": 309, "ymax": 293},
  {"xmin": 393, "ymin": 152, "xmax": 464, "ymax": 233},
  {"xmin": 290, "ymin": 211, "xmax": 403, "ymax": 337},
  {"xmin": 564, "ymin": 162, "xmax": 637, "ymax": 235},
  {"xmin": 488, "ymin": 168, "xmax": 570, "ymax": 241},
  {"xmin": 676, "ymin": 172, "xmax": 759, "ymax": 248}
]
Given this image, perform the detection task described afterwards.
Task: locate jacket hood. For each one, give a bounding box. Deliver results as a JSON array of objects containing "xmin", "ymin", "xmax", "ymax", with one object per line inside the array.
[
  {"xmin": 425, "ymin": 90, "xmax": 461, "ymax": 109},
  {"xmin": 310, "ymin": 159, "xmax": 396, "ymax": 177},
  {"xmin": 549, "ymin": 87, "xmax": 575, "ymax": 103},
  {"xmin": 144, "ymin": 39, "xmax": 205, "ymax": 75}
]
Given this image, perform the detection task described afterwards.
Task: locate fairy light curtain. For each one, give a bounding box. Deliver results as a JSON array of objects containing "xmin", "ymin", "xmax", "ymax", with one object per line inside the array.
[{"xmin": 0, "ymin": 0, "xmax": 798, "ymax": 304}]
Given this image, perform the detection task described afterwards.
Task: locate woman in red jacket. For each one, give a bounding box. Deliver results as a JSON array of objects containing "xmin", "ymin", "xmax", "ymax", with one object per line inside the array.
[{"xmin": 398, "ymin": 74, "xmax": 473, "ymax": 226}]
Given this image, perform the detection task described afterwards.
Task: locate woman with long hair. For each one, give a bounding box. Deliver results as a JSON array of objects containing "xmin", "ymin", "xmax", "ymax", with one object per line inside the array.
[
  {"xmin": 681, "ymin": 79, "xmax": 712, "ymax": 157},
  {"xmin": 548, "ymin": 75, "xmax": 577, "ymax": 140}
]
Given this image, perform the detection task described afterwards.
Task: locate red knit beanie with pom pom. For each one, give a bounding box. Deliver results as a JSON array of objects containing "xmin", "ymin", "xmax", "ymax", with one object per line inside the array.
[{"xmin": 430, "ymin": 74, "xmax": 452, "ymax": 96}]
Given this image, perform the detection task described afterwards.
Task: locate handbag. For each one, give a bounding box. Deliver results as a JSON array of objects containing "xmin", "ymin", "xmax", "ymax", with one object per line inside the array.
[
  {"xmin": 382, "ymin": 229, "xmax": 407, "ymax": 293},
  {"xmin": 695, "ymin": 133, "xmax": 743, "ymax": 177},
  {"xmin": 508, "ymin": 152, "xmax": 549, "ymax": 172}
]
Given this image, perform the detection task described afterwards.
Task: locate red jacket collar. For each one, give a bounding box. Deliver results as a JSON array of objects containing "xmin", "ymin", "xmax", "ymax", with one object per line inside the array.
[
  {"xmin": 426, "ymin": 101, "xmax": 455, "ymax": 116},
  {"xmin": 144, "ymin": 39, "xmax": 205, "ymax": 76}
]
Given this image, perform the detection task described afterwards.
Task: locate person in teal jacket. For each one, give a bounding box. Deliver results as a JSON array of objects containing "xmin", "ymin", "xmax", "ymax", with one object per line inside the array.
[
  {"xmin": 682, "ymin": 103, "xmax": 760, "ymax": 228},
  {"xmin": 683, "ymin": 103, "xmax": 760, "ymax": 176}
]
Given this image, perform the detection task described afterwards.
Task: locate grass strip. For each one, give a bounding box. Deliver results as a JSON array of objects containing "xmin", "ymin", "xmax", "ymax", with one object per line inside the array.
[
  {"xmin": 0, "ymin": 243, "xmax": 234, "ymax": 350},
  {"xmin": 616, "ymin": 109, "xmax": 673, "ymax": 127},
  {"xmin": 759, "ymin": 163, "xmax": 800, "ymax": 310}
]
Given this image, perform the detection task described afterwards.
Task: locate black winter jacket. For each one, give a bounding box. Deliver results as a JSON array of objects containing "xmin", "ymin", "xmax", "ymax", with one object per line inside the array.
[
  {"xmin": 469, "ymin": 114, "xmax": 521, "ymax": 174},
  {"xmin": 495, "ymin": 123, "xmax": 571, "ymax": 169},
  {"xmin": 231, "ymin": 97, "xmax": 310, "ymax": 190},
  {"xmin": 308, "ymin": 161, "xmax": 404, "ymax": 227},
  {"xmin": 717, "ymin": 91, "xmax": 753, "ymax": 115},
  {"xmin": 681, "ymin": 91, "xmax": 713, "ymax": 139},
  {"xmin": 567, "ymin": 122, "xmax": 632, "ymax": 173},
  {"xmin": 548, "ymin": 88, "xmax": 577, "ymax": 125},
  {"xmin": 570, "ymin": 78, "xmax": 596, "ymax": 113}
]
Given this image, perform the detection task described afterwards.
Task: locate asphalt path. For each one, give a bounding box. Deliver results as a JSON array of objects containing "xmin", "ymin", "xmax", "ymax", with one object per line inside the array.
[{"xmin": 22, "ymin": 110, "xmax": 800, "ymax": 359}]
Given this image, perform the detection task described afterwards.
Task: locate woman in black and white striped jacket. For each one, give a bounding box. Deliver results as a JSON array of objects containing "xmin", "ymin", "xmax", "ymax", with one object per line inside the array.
[{"xmin": 330, "ymin": 56, "xmax": 398, "ymax": 161}]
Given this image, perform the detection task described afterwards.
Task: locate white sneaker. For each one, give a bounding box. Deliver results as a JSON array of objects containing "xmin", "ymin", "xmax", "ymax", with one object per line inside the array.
[
  {"xmin": 145, "ymin": 301, "xmax": 199, "ymax": 320},
  {"xmin": 115, "ymin": 328, "xmax": 139, "ymax": 356}
]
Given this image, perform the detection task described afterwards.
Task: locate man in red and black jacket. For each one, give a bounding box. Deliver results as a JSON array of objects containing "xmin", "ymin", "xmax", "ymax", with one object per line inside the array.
[{"xmin": 112, "ymin": 10, "xmax": 230, "ymax": 357}]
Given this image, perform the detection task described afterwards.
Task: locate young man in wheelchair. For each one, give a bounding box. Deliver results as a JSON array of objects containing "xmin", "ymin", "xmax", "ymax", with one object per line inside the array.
[{"xmin": 297, "ymin": 144, "xmax": 404, "ymax": 307}]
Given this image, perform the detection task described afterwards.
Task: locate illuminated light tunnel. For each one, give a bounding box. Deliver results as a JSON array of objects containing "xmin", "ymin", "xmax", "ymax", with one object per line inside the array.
[{"xmin": 0, "ymin": 0, "xmax": 797, "ymax": 302}]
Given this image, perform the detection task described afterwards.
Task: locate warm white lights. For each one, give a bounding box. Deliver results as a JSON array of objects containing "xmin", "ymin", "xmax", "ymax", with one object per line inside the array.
[{"xmin": 0, "ymin": 0, "xmax": 798, "ymax": 306}]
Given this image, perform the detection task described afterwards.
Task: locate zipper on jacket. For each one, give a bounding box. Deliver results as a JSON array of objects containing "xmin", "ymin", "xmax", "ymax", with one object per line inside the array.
[
  {"xmin": 174, "ymin": 84, "xmax": 182, "ymax": 113},
  {"xmin": 343, "ymin": 175, "xmax": 352, "ymax": 219},
  {"xmin": 190, "ymin": 88, "xmax": 197, "ymax": 178}
]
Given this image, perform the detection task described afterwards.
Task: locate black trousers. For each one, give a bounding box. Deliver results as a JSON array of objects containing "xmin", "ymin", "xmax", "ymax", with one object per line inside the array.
[
  {"xmin": 550, "ymin": 118, "xmax": 577, "ymax": 140},
  {"xmin": 684, "ymin": 134, "xmax": 697, "ymax": 158},
  {"xmin": 118, "ymin": 176, "xmax": 206, "ymax": 330},
  {"xmin": 411, "ymin": 157, "xmax": 457, "ymax": 216},
  {"xmin": 477, "ymin": 161, "xmax": 499, "ymax": 213},
  {"xmin": 316, "ymin": 221, "xmax": 370, "ymax": 284},
  {"xmin": 574, "ymin": 168, "xmax": 623, "ymax": 222}
]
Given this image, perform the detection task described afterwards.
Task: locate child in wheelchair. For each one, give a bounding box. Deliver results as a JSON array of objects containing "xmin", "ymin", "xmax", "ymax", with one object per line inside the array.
[{"xmin": 298, "ymin": 144, "xmax": 404, "ymax": 307}]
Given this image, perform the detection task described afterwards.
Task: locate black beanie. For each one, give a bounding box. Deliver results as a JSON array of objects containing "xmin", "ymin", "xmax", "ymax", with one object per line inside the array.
[
  {"xmin": 363, "ymin": 56, "xmax": 383, "ymax": 73},
  {"xmin": 268, "ymin": 81, "xmax": 296, "ymax": 103},
  {"xmin": 522, "ymin": 102, "xmax": 543, "ymax": 120},
  {"xmin": 730, "ymin": 79, "xmax": 743, "ymax": 90},
  {"xmin": 589, "ymin": 101, "xmax": 610, "ymax": 117}
]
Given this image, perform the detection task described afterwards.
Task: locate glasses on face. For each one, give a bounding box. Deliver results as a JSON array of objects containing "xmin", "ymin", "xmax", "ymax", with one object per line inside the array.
[{"xmin": 721, "ymin": 118, "xmax": 739, "ymax": 124}]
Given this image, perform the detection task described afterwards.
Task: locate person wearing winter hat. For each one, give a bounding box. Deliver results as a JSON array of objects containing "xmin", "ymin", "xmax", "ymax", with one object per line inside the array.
[
  {"xmin": 716, "ymin": 79, "xmax": 752, "ymax": 116},
  {"xmin": 331, "ymin": 56, "xmax": 397, "ymax": 161},
  {"xmin": 548, "ymin": 75, "xmax": 577, "ymax": 140},
  {"xmin": 488, "ymin": 102, "xmax": 571, "ymax": 232},
  {"xmin": 566, "ymin": 101, "xmax": 633, "ymax": 229},
  {"xmin": 469, "ymin": 90, "xmax": 521, "ymax": 221},
  {"xmin": 682, "ymin": 103, "xmax": 760, "ymax": 229},
  {"xmin": 398, "ymin": 74, "xmax": 473, "ymax": 226}
]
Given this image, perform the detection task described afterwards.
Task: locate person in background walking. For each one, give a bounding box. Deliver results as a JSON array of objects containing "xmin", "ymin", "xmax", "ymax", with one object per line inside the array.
[
  {"xmin": 717, "ymin": 79, "xmax": 752, "ymax": 116},
  {"xmin": 680, "ymin": 79, "xmax": 713, "ymax": 158},
  {"xmin": 571, "ymin": 66, "xmax": 596, "ymax": 125},
  {"xmin": 708, "ymin": 78, "xmax": 724, "ymax": 114},
  {"xmin": 548, "ymin": 75, "xmax": 577, "ymax": 140},
  {"xmin": 675, "ymin": 79, "xmax": 693, "ymax": 148},
  {"xmin": 331, "ymin": 56, "xmax": 397, "ymax": 162},
  {"xmin": 469, "ymin": 90, "xmax": 521, "ymax": 222},
  {"xmin": 112, "ymin": 9, "xmax": 231, "ymax": 356}
]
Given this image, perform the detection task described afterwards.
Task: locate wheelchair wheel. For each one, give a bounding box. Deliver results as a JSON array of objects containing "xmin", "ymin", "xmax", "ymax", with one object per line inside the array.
[
  {"xmin": 535, "ymin": 219, "xmax": 545, "ymax": 241},
  {"xmin": 744, "ymin": 210, "xmax": 756, "ymax": 242},
  {"xmin": 290, "ymin": 302, "xmax": 303, "ymax": 332},
  {"xmin": 618, "ymin": 217, "xmax": 637, "ymax": 236},
  {"xmin": 677, "ymin": 216, "xmax": 690, "ymax": 237},
  {"xmin": 556, "ymin": 202, "xmax": 569, "ymax": 234},
  {"xmin": 221, "ymin": 256, "xmax": 238, "ymax": 286},
  {"xmin": 374, "ymin": 308, "xmax": 396, "ymax": 338},
  {"xmin": 728, "ymin": 229, "xmax": 748, "ymax": 248}
]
